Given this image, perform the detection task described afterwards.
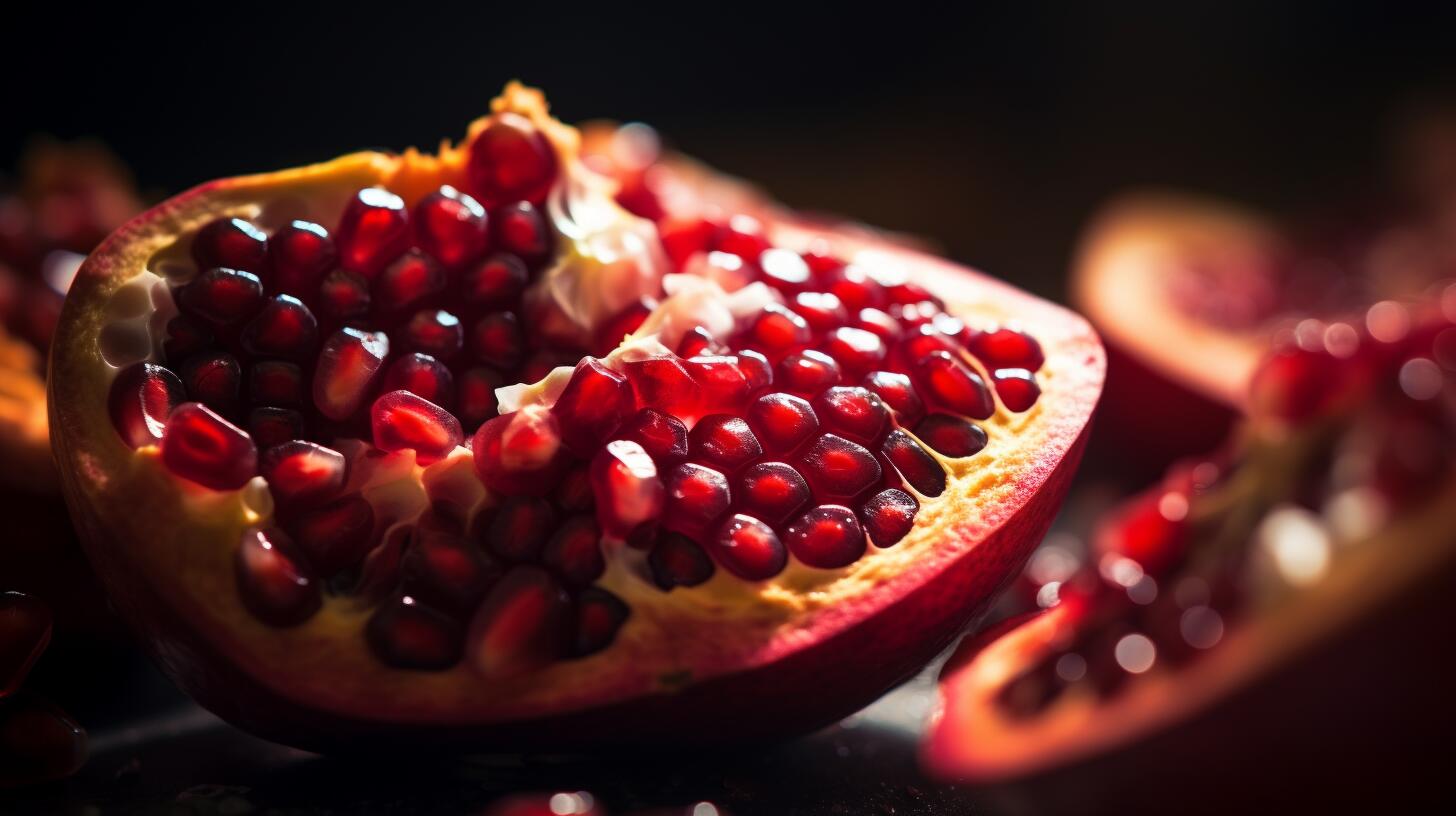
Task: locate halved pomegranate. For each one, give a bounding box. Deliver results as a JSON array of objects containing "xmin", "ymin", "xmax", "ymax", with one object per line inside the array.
[
  {"xmin": 49, "ymin": 84, "xmax": 1103, "ymax": 750},
  {"xmin": 925, "ymin": 289, "xmax": 1456, "ymax": 792}
]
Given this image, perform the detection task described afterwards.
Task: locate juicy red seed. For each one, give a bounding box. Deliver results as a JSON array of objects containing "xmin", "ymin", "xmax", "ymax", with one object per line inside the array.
[
  {"xmin": 382, "ymin": 353, "xmax": 454, "ymax": 409},
  {"xmin": 462, "ymin": 253, "xmax": 529, "ymax": 308},
  {"xmin": 367, "ymin": 597, "xmax": 463, "ymax": 670},
  {"xmin": 900, "ymin": 324, "xmax": 957, "ymax": 361},
  {"xmin": 313, "ymin": 328, "xmax": 389, "ymax": 422},
  {"xmin": 0, "ymin": 696, "xmax": 86, "ymax": 786},
  {"xmin": 885, "ymin": 281, "xmax": 943, "ymax": 307},
  {"xmin": 621, "ymin": 355, "xmax": 703, "ymax": 420},
  {"xmin": 660, "ymin": 218, "xmax": 720, "ymax": 269},
  {"xmin": 593, "ymin": 301, "xmax": 652, "ymax": 356},
  {"xmin": 615, "ymin": 408, "xmax": 689, "ymax": 466},
  {"xmin": 180, "ymin": 268, "xmax": 264, "ymax": 325},
  {"xmin": 812, "ymin": 386, "xmax": 890, "ymax": 444},
  {"xmin": 235, "ymin": 528, "xmax": 319, "ymax": 627},
  {"xmin": 468, "ymin": 113, "xmax": 558, "ymax": 207},
  {"xmin": 466, "ymin": 565, "xmax": 572, "ymax": 680},
  {"xmin": 684, "ymin": 356, "xmax": 751, "ymax": 410},
  {"xmin": 472, "ymin": 409, "xmax": 571, "ymax": 496},
  {"xmin": 401, "ymin": 522, "xmax": 497, "ymax": 615},
  {"xmin": 0, "ymin": 592, "xmax": 51, "ymax": 697},
  {"xmin": 470, "ymin": 311, "xmax": 525, "ymax": 369},
  {"xmin": 374, "ymin": 250, "xmax": 446, "ymax": 315},
  {"xmin": 575, "ymin": 588, "xmax": 630, "ymax": 656},
  {"xmin": 249, "ymin": 407, "xmax": 304, "ymax": 449},
  {"xmin": 969, "ymin": 326, "xmax": 1045, "ymax": 371},
  {"xmin": 590, "ymin": 439, "xmax": 665, "ymax": 536},
  {"xmin": 881, "ymin": 429, "xmax": 947, "ymax": 497},
  {"xmin": 824, "ymin": 327, "xmax": 887, "ymax": 376},
  {"xmin": 798, "ymin": 434, "xmax": 883, "ymax": 502},
  {"xmin": 737, "ymin": 461, "xmax": 811, "ymax": 526},
  {"xmin": 737, "ymin": 348, "xmax": 774, "ymax": 391},
  {"xmin": 494, "ymin": 202, "xmax": 550, "ymax": 260},
  {"xmin": 413, "ymin": 185, "xmax": 490, "ymax": 267},
  {"xmin": 663, "ymin": 462, "xmax": 732, "ymax": 538},
  {"xmin": 648, "ymin": 532, "xmax": 715, "ymax": 589},
  {"xmin": 192, "ymin": 217, "xmax": 268, "ymax": 273},
  {"xmin": 915, "ymin": 413, "xmax": 988, "ymax": 457},
  {"xmin": 287, "ymin": 495, "xmax": 375, "ymax": 577},
  {"xmin": 761, "ymin": 248, "xmax": 814, "ymax": 292},
  {"xmin": 689, "ymin": 414, "xmax": 763, "ymax": 472},
  {"xmin": 250, "ymin": 361, "xmax": 304, "ymax": 408},
  {"xmin": 862, "ymin": 370, "xmax": 926, "ymax": 426},
  {"xmin": 553, "ymin": 358, "xmax": 633, "ymax": 456},
  {"xmin": 241, "ymin": 295, "xmax": 318, "ymax": 360},
  {"xmin": 259, "ymin": 440, "xmax": 346, "ymax": 508},
  {"xmin": 784, "ymin": 505, "xmax": 866, "ymax": 569},
  {"xmin": 180, "ymin": 352, "xmax": 241, "ymax": 414},
  {"xmin": 400, "ymin": 309, "xmax": 464, "ymax": 359},
  {"xmin": 913, "ymin": 350, "xmax": 994, "ymax": 419},
  {"xmin": 483, "ymin": 496, "xmax": 557, "ymax": 561},
  {"xmin": 748, "ymin": 303, "xmax": 811, "ymax": 352},
  {"xmin": 542, "ymin": 515, "xmax": 604, "ymax": 587},
  {"xmin": 792, "ymin": 291, "xmax": 848, "ymax": 332},
  {"xmin": 335, "ymin": 187, "xmax": 411, "ymax": 279},
  {"xmin": 691, "ymin": 251, "xmax": 751, "ymax": 290},
  {"xmin": 371, "ymin": 390, "xmax": 463, "ymax": 465},
  {"xmin": 993, "ymin": 368, "xmax": 1040, "ymax": 412},
  {"xmin": 108, "ymin": 362, "xmax": 184, "ymax": 448},
  {"xmin": 676, "ymin": 326, "xmax": 720, "ymax": 358},
  {"xmin": 269, "ymin": 220, "xmax": 335, "ymax": 297},
  {"xmin": 932, "ymin": 313, "xmax": 969, "ymax": 344},
  {"xmin": 776, "ymin": 350, "xmax": 842, "ymax": 397},
  {"xmin": 163, "ymin": 315, "xmax": 213, "ymax": 362},
  {"xmin": 555, "ymin": 465, "xmax": 595, "ymax": 513},
  {"xmin": 747, "ymin": 392, "xmax": 819, "ymax": 453},
  {"xmin": 315, "ymin": 269, "xmax": 371, "ymax": 323},
  {"xmin": 714, "ymin": 215, "xmax": 770, "ymax": 260},
  {"xmin": 711, "ymin": 514, "xmax": 788, "ymax": 580},
  {"xmin": 823, "ymin": 265, "xmax": 886, "ymax": 311},
  {"xmin": 853, "ymin": 308, "xmax": 903, "ymax": 342},
  {"xmin": 456, "ymin": 366, "xmax": 503, "ymax": 430},
  {"xmin": 861, "ymin": 488, "xmax": 917, "ymax": 548}
]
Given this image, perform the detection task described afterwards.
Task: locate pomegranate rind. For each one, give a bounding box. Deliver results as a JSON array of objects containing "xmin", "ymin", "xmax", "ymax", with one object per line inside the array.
[{"xmin": 49, "ymin": 88, "xmax": 1104, "ymax": 750}]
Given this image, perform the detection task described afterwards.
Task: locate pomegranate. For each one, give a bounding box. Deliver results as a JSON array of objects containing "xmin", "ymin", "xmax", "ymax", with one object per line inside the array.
[
  {"xmin": 49, "ymin": 84, "xmax": 1103, "ymax": 750},
  {"xmin": 924, "ymin": 290, "xmax": 1456, "ymax": 795}
]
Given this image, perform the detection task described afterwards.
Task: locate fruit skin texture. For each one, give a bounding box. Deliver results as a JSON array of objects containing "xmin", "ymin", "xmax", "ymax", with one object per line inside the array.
[{"xmin": 47, "ymin": 85, "xmax": 1104, "ymax": 752}]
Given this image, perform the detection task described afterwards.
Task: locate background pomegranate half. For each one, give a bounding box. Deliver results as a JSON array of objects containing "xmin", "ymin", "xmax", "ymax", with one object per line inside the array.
[{"xmin": 47, "ymin": 84, "xmax": 1104, "ymax": 751}]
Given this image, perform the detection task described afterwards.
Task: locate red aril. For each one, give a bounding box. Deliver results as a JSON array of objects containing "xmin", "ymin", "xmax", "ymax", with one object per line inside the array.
[
  {"xmin": 413, "ymin": 185, "xmax": 489, "ymax": 268},
  {"xmin": 371, "ymin": 390, "xmax": 463, "ymax": 465},
  {"xmin": 335, "ymin": 187, "xmax": 411, "ymax": 279},
  {"xmin": 108, "ymin": 363, "xmax": 184, "ymax": 449},
  {"xmin": 160, "ymin": 402, "xmax": 257, "ymax": 490}
]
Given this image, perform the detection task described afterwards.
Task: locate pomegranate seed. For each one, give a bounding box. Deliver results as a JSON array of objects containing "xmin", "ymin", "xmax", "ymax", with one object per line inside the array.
[
  {"xmin": 676, "ymin": 326, "xmax": 720, "ymax": 358},
  {"xmin": 456, "ymin": 366, "xmax": 503, "ymax": 430},
  {"xmin": 472, "ymin": 407, "xmax": 571, "ymax": 496},
  {"xmin": 401, "ymin": 521, "xmax": 498, "ymax": 615},
  {"xmin": 371, "ymin": 390, "xmax": 463, "ymax": 465},
  {"xmin": 593, "ymin": 301, "xmax": 652, "ymax": 356},
  {"xmin": 400, "ymin": 309, "xmax": 464, "ymax": 360},
  {"xmin": 575, "ymin": 588, "xmax": 629, "ymax": 656},
  {"xmin": 355, "ymin": 526, "xmax": 411, "ymax": 605},
  {"xmin": 896, "ymin": 302, "xmax": 944, "ymax": 331},
  {"xmin": 0, "ymin": 592, "xmax": 52, "ymax": 697},
  {"xmin": 798, "ymin": 434, "xmax": 882, "ymax": 502},
  {"xmin": 249, "ymin": 361, "xmax": 304, "ymax": 408},
  {"xmin": 553, "ymin": 359, "xmax": 633, "ymax": 456},
  {"xmin": 747, "ymin": 303, "xmax": 811, "ymax": 353},
  {"xmin": 647, "ymin": 532, "xmax": 715, "ymax": 589},
  {"xmin": 790, "ymin": 291, "xmax": 848, "ymax": 333},
  {"xmin": 241, "ymin": 295, "xmax": 318, "ymax": 360},
  {"xmin": 0, "ymin": 696, "xmax": 86, "ymax": 786},
  {"xmin": 801, "ymin": 241, "xmax": 844, "ymax": 277},
  {"xmin": 590, "ymin": 440, "xmax": 665, "ymax": 537},
  {"xmin": 812, "ymin": 386, "xmax": 890, "ymax": 444},
  {"xmin": 853, "ymin": 308, "xmax": 903, "ymax": 342},
  {"xmin": 823, "ymin": 264, "xmax": 886, "ymax": 311},
  {"xmin": 180, "ymin": 267, "xmax": 264, "ymax": 325},
  {"xmin": 824, "ymin": 327, "xmax": 887, "ymax": 376},
  {"xmin": 161, "ymin": 402, "xmax": 256, "ymax": 490},
  {"xmin": 862, "ymin": 370, "xmax": 926, "ymax": 426},
  {"xmin": 914, "ymin": 413, "xmax": 988, "ymax": 457},
  {"xmin": 614, "ymin": 408, "xmax": 689, "ymax": 466},
  {"xmin": 382, "ymin": 353, "xmax": 455, "ymax": 409},
  {"xmin": 542, "ymin": 515, "xmax": 604, "ymax": 587},
  {"xmin": 737, "ymin": 461, "xmax": 811, "ymax": 526},
  {"xmin": 470, "ymin": 311, "xmax": 525, "ymax": 370},
  {"xmin": 494, "ymin": 202, "xmax": 550, "ymax": 261},
  {"xmin": 108, "ymin": 362, "xmax": 184, "ymax": 448},
  {"xmin": 286, "ymin": 495, "xmax": 375, "ymax": 577},
  {"xmin": 932, "ymin": 313, "xmax": 969, "ymax": 345},
  {"xmin": 684, "ymin": 355, "xmax": 752, "ymax": 410},
  {"xmin": 621, "ymin": 355, "xmax": 702, "ymax": 420},
  {"xmin": 483, "ymin": 496, "xmax": 557, "ymax": 562},
  {"xmin": 335, "ymin": 187, "xmax": 410, "ymax": 279},
  {"xmin": 737, "ymin": 348, "xmax": 774, "ymax": 391},
  {"xmin": 881, "ymin": 429, "xmax": 947, "ymax": 497},
  {"xmin": 249, "ymin": 407, "xmax": 304, "ymax": 449},
  {"xmin": 663, "ymin": 462, "xmax": 732, "ymax": 538},
  {"xmin": 690, "ymin": 251, "xmax": 752, "ymax": 290},
  {"xmin": 466, "ymin": 566, "xmax": 572, "ymax": 680},
  {"xmin": 555, "ymin": 465, "xmax": 595, "ymax": 513},
  {"xmin": 468, "ymin": 113, "xmax": 558, "ymax": 207},
  {"xmin": 462, "ymin": 253, "xmax": 529, "ymax": 308},
  {"xmin": 885, "ymin": 280, "xmax": 942, "ymax": 307},
  {"xmin": 715, "ymin": 215, "xmax": 770, "ymax": 260},
  {"xmin": 689, "ymin": 414, "xmax": 763, "ymax": 472},
  {"xmin": 269, "ymin": 220, "xmax": 335, "ymax": 297},
  {"xmin": 747, "ymin": 392, "xmax": 819, "ymax": 454},
  {"xmin": 775, "ymin": 350, "xmax": 842, "ymax": 397},
  {"xmin": 192, "ymin": 217, "xmax": 268, "ymax": 273},
  {"xmin": 414, "ymin": 185, "xmax": 490, "ymax": 267},
  {"xmin": 163, "ymin": 315, "xmax": 213, "ymax": 362},
  {"xmin": 180, "ymin": 352, "xmax": 241, "ymax": 415},
  {"xmin": 312, "ymin": 328, "xmax": 389, "ymax": 422},
  {"xmin": 761, "ymin": 249, "xmax": 814, "ymax": 292},
  {"xmin": 521, "ymin": 348, "xmax": 581, "ymax": 383},
  {"xmin": 315, "ymin": 269, "xmax": 371, "ymax": 324},
  {"xmin": 993, "ymin": 368, "xmax": 1040, "ymax": 412},
  {"xmin": 900, "ymin": 323, "xmax": 957, "ymax": 361},
  {"xmin": 784, "ymin": 505, "xmax": 865, "ymax": 569},
  {"xmin": 861, "ymin": 488, "xmax": 917, "ymax": 548},
  {"xmin": 367, "ymin": 596, "xmax": 463, "ymax": 670},
  {"xmin": 259, "ymin": 441, "xmax": 346, "ymax": 509},
  {"xmin": 913, "ymin": 350, "xmax": 994, "ymax": 419},
  {"xmin": 968, "ymin": 326, "xmax": 1045, "ymax": 371},
  {"xmin": 235, "ymin": 528, "xmax": 319, "ymax": 627},
  {"xmin": 660, "ymin": 218, "xmax": 720, "ymax": 269},
  {"xmin": 374, "ymin": 250, "xmax": 446, "ymax": 316},
  {"xmin": 711, "ymin": 514, "xmax": 788, "ymax": 580}
]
